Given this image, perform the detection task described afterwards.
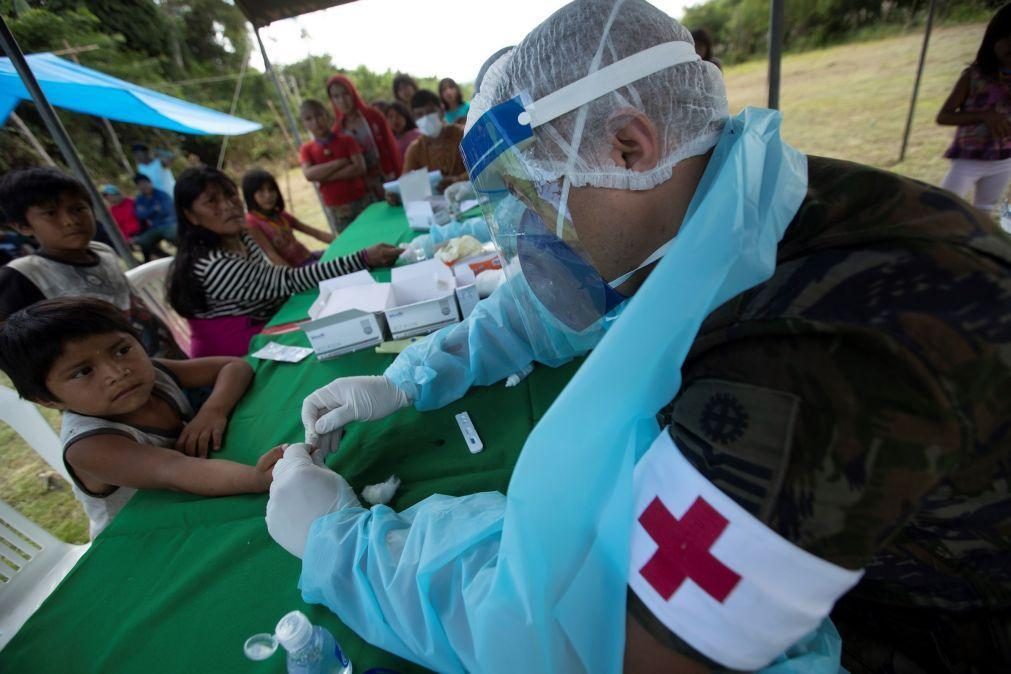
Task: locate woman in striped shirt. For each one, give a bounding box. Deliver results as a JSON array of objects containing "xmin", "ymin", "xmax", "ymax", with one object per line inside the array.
[{"xmin": 167, "ymin": 167, "xmax": 400, "ymax": 357}]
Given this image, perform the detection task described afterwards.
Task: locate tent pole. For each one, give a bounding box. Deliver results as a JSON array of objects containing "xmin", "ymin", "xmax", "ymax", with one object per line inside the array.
[
  {"xmin": 898, "ymin": 0, "xmax": 937, "ymax": 163},
  {"xmin": 254, "ymin": 26, "xmax": 339, "ymax": 235},
  {"xmin": 767, "ymin": 0, "xmax": 785, "ymax": 110},
  {"xmin": 62, "ymin": 39, "xmax": 133, "ymax": 175},
  {"xmin": 0, "ymin": 16, "xmax": 136, "ymax": 266},
  {"xmin": 9, "ymin": 110, "xmax": 56, "ymax": 166},
  {"xmin": 217, "ymin": 46, "xmax": 250, "ymax": 170}
]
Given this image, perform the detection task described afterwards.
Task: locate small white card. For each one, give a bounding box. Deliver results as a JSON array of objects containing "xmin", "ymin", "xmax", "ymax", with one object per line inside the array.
[{"xmin": 250, "ymin": 341, "xmax": 314, "ymax": 363}]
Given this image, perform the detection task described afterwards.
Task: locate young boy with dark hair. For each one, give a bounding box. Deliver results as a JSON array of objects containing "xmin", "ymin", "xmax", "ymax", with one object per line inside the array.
[
  {"xmin": 0, "ymin": 298, "xmax": 282, "ymax": 537},
  {"xmin": 0, "ymin": 167, "xmax": 181, "ymax": 357},
  {"xmin": 298, "ymin": 99, "xmax": 371, "ymax": 233}
]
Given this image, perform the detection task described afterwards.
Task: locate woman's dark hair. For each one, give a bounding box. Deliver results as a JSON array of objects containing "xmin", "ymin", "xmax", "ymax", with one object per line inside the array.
[
  {"xmin": 691, "ymin": 28, "xmax": 713, "ymax": 61},
  {"xmin": 438, "ymin": 78, "xmax": 465, "ymax": 109},
  {"xmin": 167, "ymin": 166, "xmax": 237, "ymax": 318},
  {"xmin": 0, "ymin": 297, "xmax": 138, "ymax": 402},
  {"xmin": 410, "ymin": 89, "xmax": 442, "ymax": 111},
  {"xmin": 387, "ymin": 101, "xmax": 417, "ymax": 132},
  {"xmin": 976, "ymin": 3, "xmax": 1011, "ymax": 77},
  {"xmin": 241, "ymin": 168, "xmax": 284, "ymax": 216},
  {"xmin": 392, "ymin": 73, "xmax": 418, "ymax": 101}
]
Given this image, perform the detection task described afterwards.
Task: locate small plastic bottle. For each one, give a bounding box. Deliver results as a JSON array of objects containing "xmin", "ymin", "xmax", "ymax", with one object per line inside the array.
[{"xmin": 275, "ymin": 610, "xmax": 352, "ymax": 674}]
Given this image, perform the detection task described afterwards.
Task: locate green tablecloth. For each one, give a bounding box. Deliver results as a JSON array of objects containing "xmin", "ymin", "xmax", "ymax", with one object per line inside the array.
[{"xmin": 0, "ymin": 203, "xmax": 578, "ymax": 673}]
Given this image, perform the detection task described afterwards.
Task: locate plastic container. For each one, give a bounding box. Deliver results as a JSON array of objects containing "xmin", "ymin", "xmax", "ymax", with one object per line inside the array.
[{"xmin": 244, "ymin": 610, "xmax": 352, "ymax": 674}]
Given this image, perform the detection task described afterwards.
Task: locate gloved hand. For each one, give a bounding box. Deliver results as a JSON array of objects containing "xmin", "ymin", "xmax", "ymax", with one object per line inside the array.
[
  {"xmin": 265, "ymin": 443, "xmax": 362, "ymax": 559},
  {"xmin": 301, "ymin": 375, "xmax": 411, "ymax": 460}
]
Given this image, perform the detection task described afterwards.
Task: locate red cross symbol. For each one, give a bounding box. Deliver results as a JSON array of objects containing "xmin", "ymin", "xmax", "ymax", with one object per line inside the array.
[{"xmin": 638, "ymin": 496, "xmax": 741, "ymax": 603}]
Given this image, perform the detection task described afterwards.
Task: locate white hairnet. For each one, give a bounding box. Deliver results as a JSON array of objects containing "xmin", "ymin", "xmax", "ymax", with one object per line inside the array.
[{"xmin": 468, "ymin": 0, "xmax": 729, "ymax": 191}]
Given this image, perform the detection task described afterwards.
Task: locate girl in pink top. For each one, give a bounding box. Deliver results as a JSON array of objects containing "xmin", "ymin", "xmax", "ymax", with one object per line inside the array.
[
  {"xmin": 386, "ymin": 102, "xmax": 422, "ymax": 165},
  {"xmin": 241, "ymin": 169, "xmax": 333, "ymax": 267}
]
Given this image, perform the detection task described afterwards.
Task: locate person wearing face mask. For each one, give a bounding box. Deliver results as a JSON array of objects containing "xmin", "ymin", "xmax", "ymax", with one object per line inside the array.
[
  {"xmin": 166, "ymin": 167, "xmax": 402, "ymax": 357},
  {"xmin": 402, "ymin": 89, "xmax": 468, "ymax": 191},
  {"xmin": 267, "ymin": 1, "xmax": 1011, "ymax": 672}
]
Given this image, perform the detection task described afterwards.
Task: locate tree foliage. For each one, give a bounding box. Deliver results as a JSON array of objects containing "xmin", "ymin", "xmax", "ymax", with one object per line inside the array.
[{"xmin": 683, "ymin": 0, "xmax": 998, "ymax": 65}]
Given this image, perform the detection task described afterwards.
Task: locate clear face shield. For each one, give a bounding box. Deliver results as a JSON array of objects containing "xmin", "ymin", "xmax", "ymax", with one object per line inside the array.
[{"xmin": 460, "ymin": 42, "xmax": 703, "ymax": 349}]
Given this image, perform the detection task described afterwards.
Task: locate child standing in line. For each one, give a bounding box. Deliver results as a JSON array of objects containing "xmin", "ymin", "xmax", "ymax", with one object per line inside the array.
[
  {"xmin": 938, "ymin": 4, "xmax": 1011, "ymax": 215},
  {"xmin": 242, "ymin": 168, "xmax": 333, "ymax": 267},
  {"xmin": 0, "ymin": 167, "xmax": 182, "ymax": 358},
  {"xmin": 0, "ymin": 298, "xmax": 283, "ymax": 538},
  {"xmin": 298, "ymin": 99, "xmax": 373, "ymax": 233}
]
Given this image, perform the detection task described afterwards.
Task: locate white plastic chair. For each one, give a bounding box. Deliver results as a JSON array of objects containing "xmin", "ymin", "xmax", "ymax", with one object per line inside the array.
[
  {"xmin": 125, "ymin": 257, "xmax": 192, "ymax": 356},
  {"xmin": 0, "ymin": 388, "xmax": 88, "ymax": 648},
  {"xmin": 0, "ymin": 385, "xmax": 68, "ymax": 484},
  {"xmin": 0, "ymin": 498, "xmax": 87, "ymax": 650}
]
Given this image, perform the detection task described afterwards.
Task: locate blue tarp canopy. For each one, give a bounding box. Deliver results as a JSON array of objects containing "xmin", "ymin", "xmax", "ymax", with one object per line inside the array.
[{"xmin": 0, "ymin": 52, "xmax": 261, "ymax": 135}]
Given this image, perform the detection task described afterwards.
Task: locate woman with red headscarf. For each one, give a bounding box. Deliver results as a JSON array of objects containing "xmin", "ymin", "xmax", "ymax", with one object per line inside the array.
[{"xmin": 327, "ymin": 74, "xmax": 403, "ymax": 200}]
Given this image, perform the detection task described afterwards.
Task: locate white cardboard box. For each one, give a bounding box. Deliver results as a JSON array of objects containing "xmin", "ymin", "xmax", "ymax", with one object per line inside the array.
[
  {"xmin": 455, "ymin": 284, "xmax": 480, "ymax": 319},
  {"xmin": 384, "ymin": 259, "xmax": 461, "ymax": 339},
  {"xmin": 301, "ymin": 308, "xmax": 385, "ymax": 360}
]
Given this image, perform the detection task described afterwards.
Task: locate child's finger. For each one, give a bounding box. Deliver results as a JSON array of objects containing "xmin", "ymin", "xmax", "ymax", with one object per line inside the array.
[{"xmin": 212, "ymin": 424, "xmax": 223, "ymax": 451}]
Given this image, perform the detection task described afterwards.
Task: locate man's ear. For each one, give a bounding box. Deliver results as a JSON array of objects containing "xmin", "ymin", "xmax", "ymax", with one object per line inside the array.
[{"xmin": 608, "ymin": 109, "xmax": 661, "ymax": 173}]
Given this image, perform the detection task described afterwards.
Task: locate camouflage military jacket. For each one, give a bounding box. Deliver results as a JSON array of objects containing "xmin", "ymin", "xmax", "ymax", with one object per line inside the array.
[{"xmin": 658, "ymin": 155, "xmax": 1011, "ymax": 670}]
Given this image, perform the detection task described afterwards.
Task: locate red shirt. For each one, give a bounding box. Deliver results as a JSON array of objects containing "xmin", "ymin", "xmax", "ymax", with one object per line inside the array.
[
  {"xmin": 299, "ymin": 133, "xmax": 368, "ymax": 206},
  {"xmin": 109, "ymin": 197, "xmax": 141, "ymax": 238}
]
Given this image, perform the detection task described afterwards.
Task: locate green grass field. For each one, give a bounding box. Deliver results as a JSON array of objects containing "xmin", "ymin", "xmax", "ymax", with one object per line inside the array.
[{"xmin": 0, "ymin": 22, "xmax": 985, "ymax": 545}]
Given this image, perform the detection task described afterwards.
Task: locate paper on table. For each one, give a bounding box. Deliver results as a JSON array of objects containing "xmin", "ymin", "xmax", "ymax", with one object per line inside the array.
[
  {"xmin": 399, "ymin": 168, "xmax": 433, "ymax": 203},
  {"xmin": 319, "ymin": 283, "xmax": 392, "ymax": 317},
  {"xmin": 405, "ymin": 201, "xmax": 434, "ymax": 232},
  {"xmin": 251, "ymin": 341, "xmax": 314, "ymax": 363}
]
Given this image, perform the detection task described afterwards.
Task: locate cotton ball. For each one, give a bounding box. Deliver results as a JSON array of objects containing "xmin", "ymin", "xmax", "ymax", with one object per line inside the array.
[
  {"xmin": 475, "ymin": 269, "xmax": 505, "ymax": 298},
  {"xmin": 362, "ymin": 475, "xmax": 401, "ymax": 506}
]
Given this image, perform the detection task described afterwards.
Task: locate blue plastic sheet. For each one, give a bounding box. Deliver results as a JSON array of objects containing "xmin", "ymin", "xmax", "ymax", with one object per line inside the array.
[
  {"xmin": 301, "ymin": 109, "xmax": 832, "ymax": 673},
  {"xmin": 0, "ymin": 53, "xmax": 261, "ymax": 135}
]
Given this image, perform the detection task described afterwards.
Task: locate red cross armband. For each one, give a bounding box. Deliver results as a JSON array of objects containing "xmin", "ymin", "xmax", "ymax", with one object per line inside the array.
[{"xmin": 629, "ymin": 429, "xmax": 863, "ymax": 670}]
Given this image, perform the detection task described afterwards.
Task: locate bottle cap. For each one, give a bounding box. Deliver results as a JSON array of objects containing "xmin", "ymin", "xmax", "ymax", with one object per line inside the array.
[{"xmin": 275, "ymin": 610, "xmax": 313, "ymax": 653}]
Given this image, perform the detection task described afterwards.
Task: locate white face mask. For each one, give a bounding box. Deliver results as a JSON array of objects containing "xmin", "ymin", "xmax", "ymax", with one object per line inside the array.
[{"xmin": 416, "ymin": 112, "xmax": 444, "ymax": 138}]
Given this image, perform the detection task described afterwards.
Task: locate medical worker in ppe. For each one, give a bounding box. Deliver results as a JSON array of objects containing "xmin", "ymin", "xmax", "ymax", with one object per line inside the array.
[{"xmin": 268, "ymin": 1, "xmax": 1011, "ymax": 672}]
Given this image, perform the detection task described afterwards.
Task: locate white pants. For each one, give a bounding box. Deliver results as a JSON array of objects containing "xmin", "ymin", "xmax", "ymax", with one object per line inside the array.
[{"xmin": 941, "ymin": 157, "xmax": 1011, "ymax": 214}]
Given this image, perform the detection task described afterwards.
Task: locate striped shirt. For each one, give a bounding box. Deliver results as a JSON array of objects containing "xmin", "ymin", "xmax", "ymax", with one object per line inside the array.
[{"xmin": 192, "ymin": 232, "xmax": 368, "ymax": 320}]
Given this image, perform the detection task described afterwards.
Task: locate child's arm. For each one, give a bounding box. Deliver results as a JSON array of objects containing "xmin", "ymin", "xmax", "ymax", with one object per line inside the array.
[
  {"xmin": 301, "ymin": 158, "xmax": 351, "ymax": 182},
  {"xmin": 290, "ymin": 217, "xmax": 335, "ymax": 244},
  {"xmin": 66, "ymin": 436, "xmax": 283, "ymax": 496},
  {"xmin": 326, "ymin": 153, "xmax": 366, "ymax": 180},
  {"xmin": 937, "ymin": 70, "xmax": 1010, "ymax": 137},
  {"xmin": 156, "ymin": 357, "xmax": 254, "ymax": 457},
  {"xmin": 246, "ymin": 226, "xmax": 293, "ymax": 266}
]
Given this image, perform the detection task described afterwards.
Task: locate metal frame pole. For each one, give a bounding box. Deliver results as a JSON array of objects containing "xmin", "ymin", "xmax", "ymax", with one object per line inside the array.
[
  {"xmin": 898, "ymin": 0, "xmax": 938, "ymax": 163},
  {"xmin": 767, "ymin": 0, "xmax": 785, "ymax": 110},
  {"xmin": 254, "ymin": 26, "xmax": 339, "ymax": 235},
  {"xmin": 0, "ymin": 16, "xmax": 136, "ymax": 266}
]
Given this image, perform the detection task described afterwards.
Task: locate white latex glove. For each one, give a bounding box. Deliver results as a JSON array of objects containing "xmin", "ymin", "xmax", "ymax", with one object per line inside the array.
[
  {"xmin": 265, "ymin": 443, "xmax": 362, "ymax": 559},
  {"xmin": 301, "ymin": 375, "xmax": 411, "ymax": 460}
]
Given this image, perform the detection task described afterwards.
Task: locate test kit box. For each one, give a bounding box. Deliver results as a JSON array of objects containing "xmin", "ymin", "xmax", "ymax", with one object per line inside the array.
[
  {"xmin": 301, "ymin": 308, "xmax": 384, "ymax": 360},
  {"xmin": 302, "ymin": 261, "xmax": 463, "ymax": 357},
  {"xmin": 383, "ymin": 259, "xmax": 461, "ymax": 339}
]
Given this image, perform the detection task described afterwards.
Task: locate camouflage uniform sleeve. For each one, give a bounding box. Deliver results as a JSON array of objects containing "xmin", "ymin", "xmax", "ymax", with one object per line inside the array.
[{"xmin": 661, "ymin": 328, "xmax": 967, "ymax": 571}]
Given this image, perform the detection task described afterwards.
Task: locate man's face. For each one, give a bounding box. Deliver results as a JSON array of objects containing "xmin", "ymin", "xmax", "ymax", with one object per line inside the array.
[
  {"xmin": 17, "ymin": 190, "xmax": 96, "ymax": 255},
  {"xmin": 137, "ymin": 179, "xmax": 154, "ymax": 196},
  {"xmin": 301, "ymin": 107, "xmax": 331, "ymax": 138},
  {"xmin": 133, "ymin": 148, "xmax": 151, "ymax": 164},
  {"xmin": 412, "ymin": 103, "xmax": 443, "ymax": 123},
  {"xmin": 43, "ymin": 331, "xmax": 156, "ymax": 417},
  {"xmin": 102, "ymin": 192, "xmax": 123, "ymax": 206}
]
